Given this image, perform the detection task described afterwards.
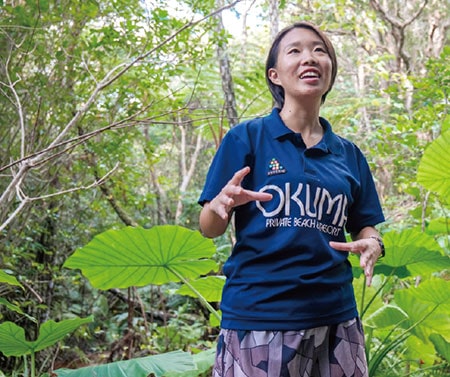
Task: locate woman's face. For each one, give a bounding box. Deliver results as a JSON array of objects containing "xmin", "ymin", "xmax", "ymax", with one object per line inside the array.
[{"xmin": 268, "ymin": 27, "xmax": 333, "ymax": 105}]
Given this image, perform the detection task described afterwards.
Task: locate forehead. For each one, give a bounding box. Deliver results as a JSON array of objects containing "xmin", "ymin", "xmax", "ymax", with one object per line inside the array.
[{"xmin": 280, "ymin": 27, "xmax": 325, "ymax": 48}]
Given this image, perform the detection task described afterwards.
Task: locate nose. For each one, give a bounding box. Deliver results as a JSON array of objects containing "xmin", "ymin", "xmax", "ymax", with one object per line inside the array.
[{"xmin": 301, "ymin": 50, "xmax": 318, "ymax": 65}]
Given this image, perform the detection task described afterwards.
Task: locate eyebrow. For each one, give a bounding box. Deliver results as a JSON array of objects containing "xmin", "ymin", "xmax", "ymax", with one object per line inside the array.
[{"xmin": 283, "ymin": 40, "xmax": 326, "ymax": 51}]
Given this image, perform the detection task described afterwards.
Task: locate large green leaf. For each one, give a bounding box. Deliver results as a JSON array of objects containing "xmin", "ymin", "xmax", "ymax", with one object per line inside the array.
[
  {"xmin": 165, "ymin": 349, "xmax": 216, "ymax": 377},
  {"xmin": 367, "ymin": 280, "xmax": 450, "ymax": 375},
  {"xmin": 404, "ymin": 278, "xmax": 450, "ymax": 307},
  {"xmin": 430, "ymin": 334, "xmax": 450, "ymax": 363},
  {"xmin": 417, "ymin": 130, "xmax": 450, "ymax": 201},
  {"xmin": 426, "ymin": 217, "xmax": 450, "ymax": 236},
  {"xmin": 404, "ymin": 335, "xmax": 438, "ymax": 367},
  {"xmin": 394, "ymin": 279, "xmax": 450, "ymax": 341},
  {"xmin": 0, "ymin": 316, "xmax": 93, "ymax": 357},
  {"xmin": 176, "ymin": 276, "xmax": 225, "ymax": 302},
  {"xmin": 381, "ymin": 228, "xmax": 450, "ymax": 277},
  {"xmin": 53, "ymin": 350, "xmax": 195, "ymax": 377},
  {"xmin": 365, "ymin": 304, "xmax": 408, "ymax": 329},
  {"xmin": 64, "ymin": 225, "xmax": 218, "ymax": 290}
]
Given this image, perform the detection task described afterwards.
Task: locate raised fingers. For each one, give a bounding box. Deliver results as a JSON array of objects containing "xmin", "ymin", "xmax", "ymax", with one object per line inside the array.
[{"xmin": 228, "ymin": 166, "xmax": 251, "ymax": 186}]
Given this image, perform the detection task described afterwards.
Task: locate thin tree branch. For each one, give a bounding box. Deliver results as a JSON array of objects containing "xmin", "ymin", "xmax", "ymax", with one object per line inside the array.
[
  {"xmin": 0, "ymin": 199, "xmax": 28, "ymax": 233},
  {"xmin": 0, "ymin": 0, "xmax": 243, "ymax": 231},
  {"xmin": 0, "ymin": 84, "xmax": 223, "ymax": 175},
  {"xmin": 369, "ymin": 0, "xmax": 429, "ymax": 71},
  {"xmin": 0, "ymin": 164, "xmax": 119, "ymax": 233}
]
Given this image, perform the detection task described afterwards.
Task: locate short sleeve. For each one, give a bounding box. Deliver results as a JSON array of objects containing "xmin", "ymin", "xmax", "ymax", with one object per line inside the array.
[
  {"xmin": 345, "ymin": 148, "xmax": 385, "ymax": 233},
  {"xmin": 198, "ymin": 128, "xmax": 253, "ymax": 206}
]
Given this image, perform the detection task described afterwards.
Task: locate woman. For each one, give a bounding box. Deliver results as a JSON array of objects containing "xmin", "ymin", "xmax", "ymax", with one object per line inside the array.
[{"xmin": 199, "ymin": 21, "xmax": 385, "ymax": 377}]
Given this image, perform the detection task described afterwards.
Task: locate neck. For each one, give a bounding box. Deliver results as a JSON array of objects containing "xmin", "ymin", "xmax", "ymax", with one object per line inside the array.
[
  {"xmin": 279, "ymin": 100, "xmax": 324, "ymax": 147},
  {"xmin": 280, "ymin": 102, "xmax": 321, "ymax": 130}
]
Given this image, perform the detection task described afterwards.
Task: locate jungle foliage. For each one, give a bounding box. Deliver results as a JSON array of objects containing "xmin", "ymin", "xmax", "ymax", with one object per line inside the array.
[{"xmin": 0, "ymin": 0, "xmax": 449, "ymax": 376}]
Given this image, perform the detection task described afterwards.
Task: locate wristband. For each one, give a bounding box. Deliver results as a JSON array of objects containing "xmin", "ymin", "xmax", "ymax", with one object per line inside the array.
[{"xmin": 369, "ymin": 236, "xmax": 385, "ymax": 258}]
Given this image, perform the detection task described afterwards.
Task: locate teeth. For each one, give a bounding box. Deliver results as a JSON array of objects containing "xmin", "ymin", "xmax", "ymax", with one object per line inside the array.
[{"xmin": 300, "ymin": 72, "xmax": 319, "ymax": 79}]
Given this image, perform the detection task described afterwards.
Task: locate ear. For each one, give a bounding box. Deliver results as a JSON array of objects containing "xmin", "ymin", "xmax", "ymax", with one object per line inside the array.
[{"xmin": 268, "ymin": 68, "xmax": 281, "ymax": 85}]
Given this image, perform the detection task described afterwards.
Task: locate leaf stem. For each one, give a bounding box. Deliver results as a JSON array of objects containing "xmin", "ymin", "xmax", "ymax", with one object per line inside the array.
[
  {"xmin": 361, "ymin": 270, "xmax": 394, "ymax": 320},
  {"xmin": 168, "ymin": 267, "xmax": 221, "ymax": 323},
  {"xmin": 360, "ymin": 275, "xmax": 367, "ymax": 319},
  {"xmin": 31, "ymin": 352, "xmax": 35, "ymax": 377}
]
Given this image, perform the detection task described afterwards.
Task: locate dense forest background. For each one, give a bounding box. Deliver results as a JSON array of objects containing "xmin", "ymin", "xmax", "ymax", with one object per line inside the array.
[{"xmin": 0, "ymin": 0, "xmax": 449, "ymax": 376}]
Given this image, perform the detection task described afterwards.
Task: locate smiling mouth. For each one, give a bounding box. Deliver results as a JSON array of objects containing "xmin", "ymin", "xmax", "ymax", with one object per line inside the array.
[{"xmin": 300, "ymin": 71, "xmax": 320, "ymax": 79}]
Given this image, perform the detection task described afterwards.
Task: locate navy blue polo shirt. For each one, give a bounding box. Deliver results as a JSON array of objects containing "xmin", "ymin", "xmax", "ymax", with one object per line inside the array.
[{"xmin": 199, "ymin": 108, "xmax": 385, "ymax": 330}]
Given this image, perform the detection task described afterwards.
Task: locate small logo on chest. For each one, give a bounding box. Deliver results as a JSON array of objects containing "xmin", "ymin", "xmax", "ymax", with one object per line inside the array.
[{"xmin": 268, "ymin": 158, "xmax": 287, "ymax": 176}]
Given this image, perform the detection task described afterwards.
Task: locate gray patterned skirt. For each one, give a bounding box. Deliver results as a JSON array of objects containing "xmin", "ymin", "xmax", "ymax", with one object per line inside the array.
[{"xmin": 212, "ymin": 318, "xmax": 368, "ymax": 377}]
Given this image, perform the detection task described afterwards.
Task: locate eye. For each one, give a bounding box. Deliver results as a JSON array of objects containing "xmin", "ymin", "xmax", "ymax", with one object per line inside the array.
[
  {"xmin": 314, "ymin": 46, "xmax": 327, "ymax": 53},
  {"xmin": 288, "ymin": 48, "xmax": 300, "ymax": 54}
]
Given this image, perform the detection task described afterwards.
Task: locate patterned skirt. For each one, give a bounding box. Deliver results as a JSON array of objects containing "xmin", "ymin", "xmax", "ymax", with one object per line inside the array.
[{"xmin": 212, "ymin": 318, "xmax": 368, "ymax": 377}]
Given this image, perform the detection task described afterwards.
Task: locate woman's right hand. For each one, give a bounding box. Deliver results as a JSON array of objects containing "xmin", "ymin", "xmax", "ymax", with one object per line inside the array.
[
  {"xmin": 208, "ymin": 166, "xmax": 273, "ymax": 220},
  {"xmin": 199, "ymin": 166, "xmax": 272, "ymax": 238}
]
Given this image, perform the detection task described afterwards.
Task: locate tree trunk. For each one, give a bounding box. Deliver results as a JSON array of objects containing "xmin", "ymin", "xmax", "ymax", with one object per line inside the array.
[
  {"xmin": 269, "ymin": 0, "xmax": 280, "ymax": 41},
  {"xmin": 216, "ymin": 0, "xmax": 239, "ymax": 128},
  {"xmin": 175, "ymin": 114, "xmax": 203, "ymax": 223}
]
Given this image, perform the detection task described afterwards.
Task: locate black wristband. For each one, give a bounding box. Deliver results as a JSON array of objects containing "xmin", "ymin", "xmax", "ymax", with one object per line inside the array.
[{"xmin": 369, "ymin": 236, "xmax": 385, "ymax": 258}]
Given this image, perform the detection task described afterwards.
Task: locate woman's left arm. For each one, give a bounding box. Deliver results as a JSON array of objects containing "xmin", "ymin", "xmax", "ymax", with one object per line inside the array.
[{"xmin": 329, "ymin": 226, "xmax": 384, "ymax": 286}]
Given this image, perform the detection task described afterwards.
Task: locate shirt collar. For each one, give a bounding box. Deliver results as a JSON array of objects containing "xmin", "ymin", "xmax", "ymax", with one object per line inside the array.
[{"xmin": 264, "ymin": 107, "xmax": 343, "ymax": 155}]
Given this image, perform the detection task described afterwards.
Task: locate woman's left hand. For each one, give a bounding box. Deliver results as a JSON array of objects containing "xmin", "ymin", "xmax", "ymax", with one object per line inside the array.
[{"xmin": 329, "ymin": 238, "xmax": 382, "ymax": 286}]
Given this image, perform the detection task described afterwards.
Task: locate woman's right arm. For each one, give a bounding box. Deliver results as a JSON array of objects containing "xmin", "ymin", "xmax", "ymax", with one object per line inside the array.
[{"xmin": 199, "ymin": 201, "xmax": 231, "ymax": 238}]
